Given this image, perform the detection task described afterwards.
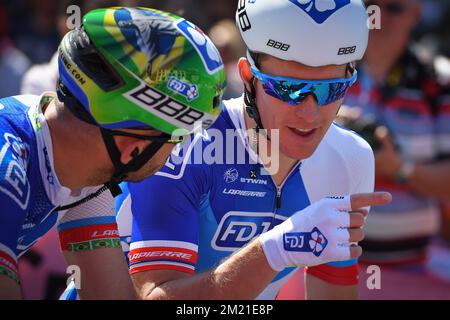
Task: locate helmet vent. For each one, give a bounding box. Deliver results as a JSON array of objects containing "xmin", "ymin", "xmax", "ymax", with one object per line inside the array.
[{"xmin": 68, "ymin": 29, "xmax": 124, "ymax": 92}]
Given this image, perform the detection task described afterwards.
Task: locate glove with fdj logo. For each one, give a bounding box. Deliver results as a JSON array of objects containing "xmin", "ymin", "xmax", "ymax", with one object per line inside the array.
[{"xmin": 259, "ymin": 196, "xmax": 356, "ymax": 271}]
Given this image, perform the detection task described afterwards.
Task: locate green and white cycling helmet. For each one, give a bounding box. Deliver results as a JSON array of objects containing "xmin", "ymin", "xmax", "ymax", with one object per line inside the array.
[
  {"xmin": 58, "ymin": 7, "xmax": 226, "ymax": 133},
  {"xmin": 57, "ymin": 7, "xmax": 226, "ymax": 182}
]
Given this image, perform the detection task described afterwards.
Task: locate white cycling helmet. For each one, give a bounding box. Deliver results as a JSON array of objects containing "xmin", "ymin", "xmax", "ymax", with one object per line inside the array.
[{"xmin": 236, "ymin": 0, "xmax": 369, "ymax": 67}]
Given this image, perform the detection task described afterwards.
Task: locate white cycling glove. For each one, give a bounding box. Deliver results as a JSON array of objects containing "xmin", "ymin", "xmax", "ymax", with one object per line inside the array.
[{"xmin": 259, "ymin": 196, "xmax": 353, "ymax": 271}]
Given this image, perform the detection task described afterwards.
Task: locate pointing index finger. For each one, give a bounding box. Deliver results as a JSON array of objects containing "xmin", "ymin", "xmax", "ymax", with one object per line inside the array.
[{"xmin": 350, "ymin": 192, "xmax": 392, "ymax": 211}]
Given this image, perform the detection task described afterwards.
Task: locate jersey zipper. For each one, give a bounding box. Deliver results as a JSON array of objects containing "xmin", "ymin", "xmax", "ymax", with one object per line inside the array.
[
  {"xmin": 276, "ymin": 187, "xmax": 282, "ymax": 209},
  {"xmin": 271, "ymin": 161, "xmax": 302, "ymax": 211}
]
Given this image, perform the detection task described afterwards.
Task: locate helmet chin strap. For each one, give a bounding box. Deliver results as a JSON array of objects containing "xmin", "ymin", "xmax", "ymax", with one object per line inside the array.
[
  {"xmin": 52, "ymin": 124, "xmax": 166, "ymax": 212},
  {"xmin": 100, "ymin": 128, "xmax": 166, "ymax": 185},
  {"xmin": 243, "ymin": 77, "xmax": 266, "ymax": 155},
  {"xmin": 55, "ymin": 79, "xmax": 166, "ymax": 207},
  {"xmin": 58, "ymin": 79, "xmax": 167, "ymax": 185}
]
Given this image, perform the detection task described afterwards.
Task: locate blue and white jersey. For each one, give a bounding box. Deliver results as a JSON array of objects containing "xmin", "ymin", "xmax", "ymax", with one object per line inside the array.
[
  {"xmin": 120, "ymin": 97, "xmax": 375, "ymax": 299},
  {"xmin": 0, "ymin": 94, "xmax": 114, "ymax": 282}
]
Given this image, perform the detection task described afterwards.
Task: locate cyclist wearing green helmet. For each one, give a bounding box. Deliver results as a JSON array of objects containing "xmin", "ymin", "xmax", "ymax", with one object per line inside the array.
[
  {"xmin": 57, "ymin": 7, "xmax": 225, "ymax": 183},
  {"xmin": 0, "ymin": 7, "xmax": 225, "ymax": 299}
]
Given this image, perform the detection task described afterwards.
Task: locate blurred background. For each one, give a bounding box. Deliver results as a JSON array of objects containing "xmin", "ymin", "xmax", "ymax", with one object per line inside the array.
[{"xmin": 0, "ymin": 0, "xmax": 449, "ymax": 299}]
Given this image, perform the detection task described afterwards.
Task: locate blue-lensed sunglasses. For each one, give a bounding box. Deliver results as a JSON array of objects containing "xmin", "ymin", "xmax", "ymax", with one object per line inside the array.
[{"xmin": 250, "ymin": 65, "xmax": 358, "ymax": 106}]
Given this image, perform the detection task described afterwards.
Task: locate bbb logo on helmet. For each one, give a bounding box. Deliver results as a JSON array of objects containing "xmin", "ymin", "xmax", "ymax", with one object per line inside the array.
[
  {"xmin": 125, "ymin": 84, "xmax": 210, "ymax": 129},
  {"xmin": 237, "ymin": 0, "xmax": 252, "ymax": 32},
  {"xmin": 267, "ymin": 39, "xmax": 290, "ymax": 52},
  {"xmin": 289, "ymin": 0, "xmax": 351, "ymax": 24},
  {"xmin": 175, "ymin": 19, "xmax": 223, "ymax": 75}
]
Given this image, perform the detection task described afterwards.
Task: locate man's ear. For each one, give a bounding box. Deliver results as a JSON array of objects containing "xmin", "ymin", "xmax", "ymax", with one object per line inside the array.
[
  {"xmin": 238, "ymin": 58, "xmax": 253, "ymax": 92},
  {"xmin": 115, "ymin": 136, "xmax": 150, "ymax": 165}
]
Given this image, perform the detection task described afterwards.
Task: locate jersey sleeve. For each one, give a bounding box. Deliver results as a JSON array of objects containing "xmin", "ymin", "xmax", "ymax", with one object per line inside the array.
[
  {"xmin": 128, "ymin": 137, "xmax": 210, "ymax": 275},
  {"xmin": 0, "ymin": 131, "xmax": 32, "ymax": 283},
  {"xmin": 306, "ymin": 131, "xmax": 375, "ymax": 285},
  {"xmin": 57, "ymin": 188, "xmax": 120, "ymax": 252},
  {"xmin": 348, "ymin": 137, "xmax": 375, "ymax": 196}
]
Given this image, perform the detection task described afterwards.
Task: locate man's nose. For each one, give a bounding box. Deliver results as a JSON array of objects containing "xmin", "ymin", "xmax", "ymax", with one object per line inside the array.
[{"xmin": 294, "ymin": 94, "xmax": 320, "ymax": 124}]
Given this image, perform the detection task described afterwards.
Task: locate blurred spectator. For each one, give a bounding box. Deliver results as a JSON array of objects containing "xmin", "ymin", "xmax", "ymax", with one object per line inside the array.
[
  {"xmin": 20, "ymin": 0, "xmax": 137, "ymax": 95},
  {"xmin": 83, "ymin": 0, "xmax": 137, "ymax": 11},
  {"xmin": 208, "ymin": 19, "xmax": 246, "ymax": 99},
  {"xmin": 21, "ymin": 52, "xmax": 58, "ymax": 95},
  {"xmin": 200, "ymin": 0, "xmax": 236, "ymax": 30},
  {"xmin": 414, "ymin": 0, "xmax": 450, "ymax": 57},
  {"xmin": 0, "ymin": 3, "xmax": 31, "ymax": 97},
  {"xmin": 20, "ymin": 0, "xmax": 71, "ymax": 94},
  {"xmin": 18, "ymin": 227, "xmax": 68, "ymax": 300},
  {"xmin": 342, "ymin": 0, "xmax": 450, "ymax": 265},
  {"xmin": 6, "ymin": 0, "xmax": 60, "ymax": 64}
]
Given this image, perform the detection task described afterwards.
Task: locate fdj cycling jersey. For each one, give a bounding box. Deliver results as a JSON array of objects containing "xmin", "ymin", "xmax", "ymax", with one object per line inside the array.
[
  {"xmin": 121, "ymin": 97, "xmax": 375, "ymax": 299},
  {"xmin": 0, "ymin": 95, "xmax": 117, "ymax": 284}
]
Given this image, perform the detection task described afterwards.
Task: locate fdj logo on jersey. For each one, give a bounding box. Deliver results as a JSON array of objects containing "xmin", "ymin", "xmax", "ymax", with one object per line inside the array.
[
  {"xmin": 212, "ymin": 212, "xmax": 286, "ymax": 251},
  {"xmin": 289, "ymin": 0, "xmax": 351, "ymax": 24},
  {"xmin": 175, "ymin": 19, "xmax": 223, "ymax": 74},
  {"xmin": 0, "ymin": 133, "xmax": 31, "ymax": 209},
  {"xmin": 283, "ymin": 227, "xmax": 328, "ymax": 257}
]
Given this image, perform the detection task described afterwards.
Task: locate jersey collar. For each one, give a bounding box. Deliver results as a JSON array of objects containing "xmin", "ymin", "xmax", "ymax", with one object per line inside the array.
[{"xmin": 28, "ymin": 94, "xmax": 72, "ymax": 206}]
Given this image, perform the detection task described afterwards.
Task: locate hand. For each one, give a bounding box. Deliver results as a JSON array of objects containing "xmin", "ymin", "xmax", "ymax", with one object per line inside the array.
[
  {"xmin": 259, "ymin": 192, "xmax": 392, "ymax": 271},
  {"xmin": 374, "ymin": 127, "xmax": 403, "ymax": 179}
]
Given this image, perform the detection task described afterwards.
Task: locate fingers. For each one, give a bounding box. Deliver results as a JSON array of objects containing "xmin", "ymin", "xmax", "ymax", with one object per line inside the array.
[
  {"xmin": 332, "ymin": 229, "xmax": 364, "ymax": 261},
  {"xmin": 333, "ymin": 210, "xmax": 367, "ymax": 228},
  {"xmin": 326, "ymin": 192, "xmax": 391, "ymax": 212},
  {"xmin": 350, "ymin": 192, "xmax": 392, "ymax": 211},
  {"xmin": 326, "ymin": 196, "xmax": 351, "ymax": 211},
  {"xmin": 349, "ymin": 245, "xmax": 362, "ymax": 260},
  {"xmin": 349, "ymin": 211, "xmax": 365, "ymax": 228},
  {"xmin": 354, "ymin": 208, "xmax": 369, "ymax": 218},
  {"xmin": 335, "ymin": 243, "xmax": 363, "ymax": 261},
  {"xmin": 348, "ymin": 228, "xmax": 365, "ymax": 242}
]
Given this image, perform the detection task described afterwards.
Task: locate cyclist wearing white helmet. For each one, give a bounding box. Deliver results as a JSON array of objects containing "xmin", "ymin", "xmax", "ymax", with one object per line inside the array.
[{"xmin": 119, "ymin": 0, "xmax": 392, "ymax": 300}]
